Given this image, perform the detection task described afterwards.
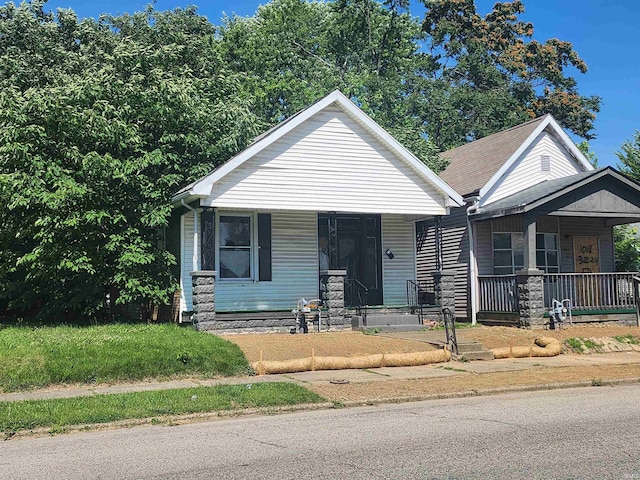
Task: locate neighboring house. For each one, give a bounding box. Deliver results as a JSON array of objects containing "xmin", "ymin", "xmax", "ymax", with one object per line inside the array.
[
  {"xmin": 170, "ymin": 90, "xmax": 463, "ymax": 330},
  {"xmin": 418, "ymin": 114, "xmax": 640, "ymax": 326}
]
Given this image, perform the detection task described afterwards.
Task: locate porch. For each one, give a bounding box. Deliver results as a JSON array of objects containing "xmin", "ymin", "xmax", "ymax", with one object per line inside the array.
[{"xmin": 477, "ymin": 272, "xmax": 640, "ymax": 326}]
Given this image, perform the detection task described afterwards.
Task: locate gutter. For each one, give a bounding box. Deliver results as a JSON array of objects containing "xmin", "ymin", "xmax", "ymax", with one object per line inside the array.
[{"xmin": 466, "ymin": 197, "xmax": 480, "ymax": 325}]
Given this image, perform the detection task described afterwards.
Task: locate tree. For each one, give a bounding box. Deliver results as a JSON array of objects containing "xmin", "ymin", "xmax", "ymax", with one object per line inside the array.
[
  {"xmin": 217, "ymin": 0, "xmax": 445, "ymax": 170},
  {"xmin": 419, "ymin": 0, "xmax": 600, "ymax": 149},
  {"xmin": 0, "ymin": 2, "xmax": 260, "ymax": 319}
]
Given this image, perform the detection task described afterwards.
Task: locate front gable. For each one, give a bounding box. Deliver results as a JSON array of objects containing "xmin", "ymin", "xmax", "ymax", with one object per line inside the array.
[
  {"xmin": 546, "ymin": 175, "xmax": 640, "ymax": 218},
  {"xmin": 202, "ymin": 105, "xmax": 448, "ymax": 215},
  {"xmin": 481, "ymin": 129, "xmax": 588, "ymax": 207},
  {"xmin": 175, "ymin": 90, "xmax": 463, "ymax": 215}
]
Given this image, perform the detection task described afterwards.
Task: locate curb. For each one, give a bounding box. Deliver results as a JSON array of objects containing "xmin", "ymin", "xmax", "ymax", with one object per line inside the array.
[{"xmin": 5, "ymin": 376, "xmax": 640, "ymax": 441}]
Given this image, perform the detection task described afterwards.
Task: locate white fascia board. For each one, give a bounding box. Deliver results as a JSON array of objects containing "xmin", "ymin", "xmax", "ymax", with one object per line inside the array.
[
  {"xmin": 189, "ymin": 90, "xmax": 346, "ymax": 198},
  {"xmin": 478, "ymin": 115, "xmax": 594, "ymax": 200},
  {"xmin": 546, "ymin": 116, "xmax": 595, "ymax": 172},
  {"xmin": 334, "ymin": 94, "xmax": 464, "ymax": 207}
]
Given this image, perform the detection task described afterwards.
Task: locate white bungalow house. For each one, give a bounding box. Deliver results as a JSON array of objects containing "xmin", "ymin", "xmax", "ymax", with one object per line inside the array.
[
  {"xmin": 417, "ymin": 114, "xmax": 640, "ymax": 327},
  {"xmin": 170, "ymin": 90, "xmax": 463, "ymax": 330}
]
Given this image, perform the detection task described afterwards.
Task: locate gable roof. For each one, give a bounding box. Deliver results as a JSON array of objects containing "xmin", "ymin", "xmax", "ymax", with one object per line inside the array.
[
  {"xmin": 438, "ymin": 114, "xmax": 593, "ymax": 198},
  {"xmin": 173, "ymin": 90, "xmax": 464, "ymax": 207},
  {"xmin": 470, "ymin": 167, "xmax": 640, "ymax": 220}
]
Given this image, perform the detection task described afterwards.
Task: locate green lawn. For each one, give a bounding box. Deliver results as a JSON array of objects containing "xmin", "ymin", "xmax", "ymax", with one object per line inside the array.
[
  {"xmin": 1, "ymin": 383, "xmax": 324, "ymax": 434},
  {"xmin": 0, "ymin": 324, "xmax": 250, "ymax": 391}
]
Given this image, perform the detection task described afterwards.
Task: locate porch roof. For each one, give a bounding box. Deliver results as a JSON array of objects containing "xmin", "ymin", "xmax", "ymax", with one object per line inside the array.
[{"xmin": 470, "ymin": 167, "xmax": 640, "ymax": 222}]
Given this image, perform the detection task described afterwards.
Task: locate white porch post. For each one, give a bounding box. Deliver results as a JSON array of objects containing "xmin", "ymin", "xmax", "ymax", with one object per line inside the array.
[{"xmin": 467, "ymin": 211, "xmax": 478, "ymax": 325}]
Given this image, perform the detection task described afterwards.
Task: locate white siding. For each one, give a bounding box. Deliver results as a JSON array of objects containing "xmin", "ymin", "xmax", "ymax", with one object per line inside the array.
[
  {"xmin": 215, "ymin": 211, "xmax": 318, "ymax": 312},
  {"xmin": 203, "ymin": 107, "xmax": 448, "ymax": 216},
  {"xmin": 482, "ymin": 131, "xmax": 584, "ymax": 206},
  {"xmin": 382, "ymin": 214, "xmax": 416, "ymax": 305}
]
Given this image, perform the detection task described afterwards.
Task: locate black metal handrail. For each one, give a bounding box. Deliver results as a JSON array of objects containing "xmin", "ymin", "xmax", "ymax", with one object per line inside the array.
[
  {"xmin": 406, "ymin": 280, "xmax": 436, "ymax": 324},
  {"xmin": 345, "ymin": 278, "xmax": 368, "ymax": 326},
  {"xmin": 442, "ymin": 307, "xmax": 458, "ymax": 355}
]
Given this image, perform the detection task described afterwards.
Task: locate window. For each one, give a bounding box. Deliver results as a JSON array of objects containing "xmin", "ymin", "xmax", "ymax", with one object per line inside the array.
[
  {"xmin": 493, "ymin": 232, "xmax": 524, "ymax": 275},
  {"xmin": 492, "ymin": 231, "xmax": 559, "ymax": 274},
  {"xmin": 217, "ymin": 213, "xmax": 271, "ymax": 281},
  {"xmin": 219, "ymin": 215, "xmax": 252, "ymax": 279},
  {"xmin": 536, "ymin": 233, "xmax": 559, "ymax": 273}
]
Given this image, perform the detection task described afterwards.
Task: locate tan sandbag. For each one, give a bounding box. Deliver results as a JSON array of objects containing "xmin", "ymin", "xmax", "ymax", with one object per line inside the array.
[
  {"xmin": 252, "ymin": 349, "xmax": 450, "ymax": 375},
  {"xmin": 491, "ymin": 347, "xmax": 512, "ymax": 359},
  {"xmin": 252, "ymin": 357, "xmax": 312, "ymax": 375},
  {"xmin": 348, "ymin": 354, "xmax": 384, "ymax": 369},
  {"xmin": 490, "ymin": 336, "xmax": 561, "ymax": 359},
  {"xmin": 383, "ymin": 350, "xmax": 450, "ymax": 367}
]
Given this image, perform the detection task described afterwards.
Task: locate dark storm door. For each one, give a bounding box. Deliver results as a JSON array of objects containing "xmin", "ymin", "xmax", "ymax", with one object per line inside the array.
[{"xmin": 319, "ymin": 214, "xmax": 383, "ymax": 306}]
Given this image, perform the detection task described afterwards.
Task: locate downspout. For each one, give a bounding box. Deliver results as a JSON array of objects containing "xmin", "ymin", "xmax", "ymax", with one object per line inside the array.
[
  {"xmin": 181, "ymin": 199, "xmax": 198, "ymax": 272},
  {"xmin": 466, "ymin": 198, "xmax": 479, "ymax": 325}
]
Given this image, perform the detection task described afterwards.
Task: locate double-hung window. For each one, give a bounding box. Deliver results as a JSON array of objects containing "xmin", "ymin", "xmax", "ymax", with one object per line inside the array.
[
  {"xmin": 219, "ymin": 215, "xmax": 252, "ymax": 279},
  {"xmin": 536, "ymin": 233, "xmax": 559, "ymax": 273},
  {"xmin": 492, "ymin": 232, "xmax": 524, "ymax": 275},
  {"xmin": 492, "ymin": 231, "xmax": 559, "ymax": 274},
  {"xmin": 217, "ymin": 213, "xmax": 272, "ymax": 281}
]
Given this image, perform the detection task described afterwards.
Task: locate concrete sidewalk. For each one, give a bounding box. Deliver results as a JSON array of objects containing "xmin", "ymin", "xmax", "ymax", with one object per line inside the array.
[{"xmin": 2, "ymin": 351, "xmax": 640, "ymax": 403}]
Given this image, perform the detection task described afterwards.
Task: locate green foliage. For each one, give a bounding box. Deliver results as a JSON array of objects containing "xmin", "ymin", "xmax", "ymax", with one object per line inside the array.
[
  {"xmin": 0, "ymin": 324, "xmax": 251, "ymax": 391},
  {"xmin": 0, "ymin": 383, "xmax": 324, "ymax": 434},
  {"xmin": 617, "ymin": 130, "xmax": 640, "ymax": 180},
  {"xmin": 420, "ymin": 0, "xmax": 600, "ymax": 149},
  {"xmin": 566, "ymin": 337, "xmax": 584, "ymax": 353},
  {"xmin": 613, "ymin": 225, "xmax": 640, "ymax": 272},
  {"xmin": 0, "ymin": 2, "xmax": 260, "ymax": 318},
  {"xmin": 613, "ymin": 334, "xmax": 639, "ymax": 345}
]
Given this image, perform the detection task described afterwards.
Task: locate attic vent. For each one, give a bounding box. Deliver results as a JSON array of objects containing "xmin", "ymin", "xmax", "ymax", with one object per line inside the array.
[{"xmin": 541, "ymin": 155, "xmax": 551, "ymax": 173}]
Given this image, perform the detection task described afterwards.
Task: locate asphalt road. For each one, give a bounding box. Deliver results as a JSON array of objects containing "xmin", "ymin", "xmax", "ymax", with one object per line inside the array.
[{"xmin": 2, "ymin": 385, "xmax": 640, "ymax": 479}]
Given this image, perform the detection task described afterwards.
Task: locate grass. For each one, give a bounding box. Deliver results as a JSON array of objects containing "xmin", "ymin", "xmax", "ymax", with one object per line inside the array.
[
  {"xmin": 0, "ymin": 383, "xmax": 324, "ymax": 435},
  {"xmin": 614, "ymin": 334, "xmax": 640, "ymax": 345},
  {"xmin": 0, "ymin": 324, "xmax": 250, "ymax": 392},
  {"xmin": 566, "ymin": 337, "xmax": 585, "ymax": 353},
  {"xmin": 583, "ymin": 339, "xmax": 603, "ymax": 352}
]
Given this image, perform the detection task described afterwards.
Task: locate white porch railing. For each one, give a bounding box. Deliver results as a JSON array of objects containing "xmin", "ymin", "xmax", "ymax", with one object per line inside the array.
[
  {"xmin": 478, "ymin": 275, "xmax": 518, "ymax": 312},
  {"xmin": 543, "ymin": 272, "xmax": 639, "ymax": 311}
]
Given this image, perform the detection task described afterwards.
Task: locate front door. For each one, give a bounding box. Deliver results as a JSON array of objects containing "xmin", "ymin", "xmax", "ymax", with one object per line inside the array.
[{"xmin": 318, "ymin": 214, "xmax": 383, "ymax": 306}]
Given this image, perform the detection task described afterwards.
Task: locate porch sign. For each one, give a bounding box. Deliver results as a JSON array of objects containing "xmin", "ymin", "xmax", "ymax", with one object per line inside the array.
[{"xmin": 573, "ymin": 236, "xmax": 601, "ymax": 307}]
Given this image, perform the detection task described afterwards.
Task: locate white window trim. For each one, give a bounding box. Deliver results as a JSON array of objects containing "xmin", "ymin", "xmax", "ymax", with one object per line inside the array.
[{"xmin": 216, "ymin": 211, "xmax": 257, "ymax": 282}]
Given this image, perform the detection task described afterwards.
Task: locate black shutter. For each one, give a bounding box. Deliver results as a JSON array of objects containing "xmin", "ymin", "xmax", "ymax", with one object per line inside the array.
[
  {"xmin": 201, "ymin": 208, "xmax": 215, "ymax": 271},
  {"xmin": 258, "ymin": 213, "xmax": 272, "ymax": 281}
]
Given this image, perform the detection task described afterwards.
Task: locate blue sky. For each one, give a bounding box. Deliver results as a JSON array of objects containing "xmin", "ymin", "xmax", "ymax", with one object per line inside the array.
[{"xmin": 43, "ymin": 0, "xmax": 640, "ymax": 168}]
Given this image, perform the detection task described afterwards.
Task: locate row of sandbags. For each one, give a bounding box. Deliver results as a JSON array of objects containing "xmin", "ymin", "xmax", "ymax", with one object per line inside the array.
[
  {"xmin": 491, "ymin": 336, "xmax": 562, "ymax": 359},
  {"xmin": 252, "ymin": 349, "xmax": 451, "ymax": 375}
]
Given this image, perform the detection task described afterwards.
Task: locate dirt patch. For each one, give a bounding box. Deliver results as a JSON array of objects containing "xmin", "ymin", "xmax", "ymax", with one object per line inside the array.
[
  {"xmin": 460, "ymin": 324, "xmax": 640, "ymax": 350},
  {"xmin": 309, "ymin": 363, "xmax": 640, "ymax": 403},
  {"xmin": 223, "ymin": 331, "xmax": 437, "ymax": 363}
]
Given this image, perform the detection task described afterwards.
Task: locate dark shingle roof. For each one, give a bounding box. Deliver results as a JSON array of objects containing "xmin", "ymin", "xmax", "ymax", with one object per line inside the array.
[{"xmin": 438, "ymin": 115, "xmax": 550, "ymax": 197}]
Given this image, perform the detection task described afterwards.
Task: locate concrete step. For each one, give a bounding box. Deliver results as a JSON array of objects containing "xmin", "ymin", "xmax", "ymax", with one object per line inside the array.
[
  {"xmin": 453, "ymin": 340, "xmax": 494, "ymax": 361},
  {"xmin": 456, "ymin": 350, "xmax": 495, "ymax": 361},
  {"xmin": 456, "ymin": 341, "xmax": 486, "ymax": 354},
  {"xmin": 365, "ymin": 314, "xmax": 421, "ymax": 327},
  {"xmin": 367, "ymin": 324, "xmax": 426, "ymax": 333}
]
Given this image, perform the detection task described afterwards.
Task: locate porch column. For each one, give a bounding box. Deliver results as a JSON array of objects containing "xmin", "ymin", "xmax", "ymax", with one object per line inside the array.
[
  {"xmin": 191, "ymin": 270, "xmax": 217, "ymax": 331},
  {"xmin": 432, "ymin": 270, "xmax": 455, "ymax": 313},
  {"xmin": 523, "ymin": 215, "xmax": 537, "ymax": 271},
  {"xmin": 515, "ymin": 269, "xmax": 545, "ymax": 328},
  {"xmin": 327, "ymin": 212, "xmax": 338, "ymax": 269},
  {"xmin": 321, "ymin": 269, "xmax": 347, "ymax": 328},
  {"xmin": 200, "ymin": 207, "xmax": 215, "ymax": 271}
]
